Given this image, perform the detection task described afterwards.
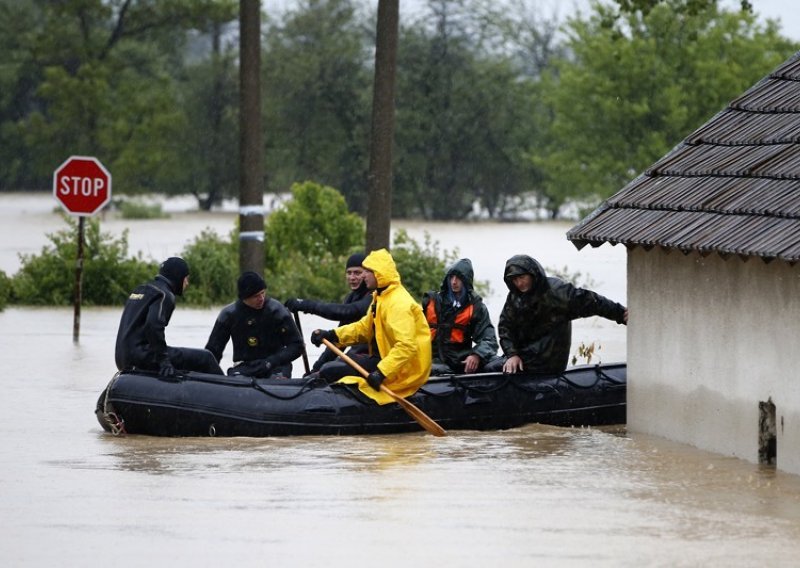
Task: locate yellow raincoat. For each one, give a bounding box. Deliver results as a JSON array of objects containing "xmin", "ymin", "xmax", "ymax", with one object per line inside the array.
[{"xmin": 335, "ymin": 249, "xmax": 432, "ymax": 404}]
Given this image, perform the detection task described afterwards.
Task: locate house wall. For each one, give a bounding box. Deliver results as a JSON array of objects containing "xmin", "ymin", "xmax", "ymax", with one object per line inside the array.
[{"xmin": 627, "ymin": 247, "xmax": 800, "ymax": 474}]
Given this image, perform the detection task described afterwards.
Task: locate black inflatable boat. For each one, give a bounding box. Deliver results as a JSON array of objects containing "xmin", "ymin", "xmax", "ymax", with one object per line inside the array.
[{"xmin": 96, "ymin": 363, "xmax": 626, "ymax": 437}]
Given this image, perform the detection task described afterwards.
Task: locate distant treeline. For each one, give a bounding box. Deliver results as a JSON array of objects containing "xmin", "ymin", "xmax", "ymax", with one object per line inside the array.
[{"xmin": 0, "ymin": 0, "xmax": 795, "ymax": 219}]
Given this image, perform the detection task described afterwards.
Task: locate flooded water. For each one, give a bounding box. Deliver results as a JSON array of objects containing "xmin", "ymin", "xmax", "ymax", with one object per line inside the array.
[{"xmin": 3, "ymin": 193, "xmax": 800, "ymax": 566}]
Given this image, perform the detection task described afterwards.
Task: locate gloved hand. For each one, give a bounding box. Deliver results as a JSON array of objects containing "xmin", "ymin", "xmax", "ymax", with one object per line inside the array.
[
  {"xmin": 284, "ymin": 298, "xmax": 304, "ymax": 312},
  {"xmin": 229, "ymin": 360, "xmax": 271, "ymax": 377},
  {"xmin": 366, "ymin": 369, "xmax": 385, "ymax": 391},
  {"xmin": 158, "ymin": 359, "xmax": 176, "ymax": 377},
  {"xmin": 310, "ymin": 329, "xmax": 338, "ymax": 347}
]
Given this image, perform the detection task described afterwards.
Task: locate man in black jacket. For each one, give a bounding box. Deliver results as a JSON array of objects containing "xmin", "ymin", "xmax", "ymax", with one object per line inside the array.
[
  {"xmin": 115, "ymin": 257, "xmax": 223, "ymax": 376},
  {"xmin": 205, "ymin": 271, "xmax": 303, "ymax": 378},
  {"xmin": 487, "ymin": 254, "xmax": 627, "ymax": 375},
  {"xmin": 284, "ymin": 252, "xmax": 372, "ymax": 378}
]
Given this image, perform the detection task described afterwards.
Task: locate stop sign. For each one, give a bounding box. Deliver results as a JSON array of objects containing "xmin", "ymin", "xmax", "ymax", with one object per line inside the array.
[{"xmin": 53, "ymin": 156, "xmax": 112, "ymax": 216}]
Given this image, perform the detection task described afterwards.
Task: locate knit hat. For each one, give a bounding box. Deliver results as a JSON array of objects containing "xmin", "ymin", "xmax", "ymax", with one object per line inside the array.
[
  {"xmin": 158, "ymin": 257, "xmax": 190, "ymax": 295},
  {"xmin": 237, "ymin": 271, "xmax": 266, "ymax": 300},
  {"xmin": 346, "ymin": 252, "xmax": 366, "ymax": 269}
]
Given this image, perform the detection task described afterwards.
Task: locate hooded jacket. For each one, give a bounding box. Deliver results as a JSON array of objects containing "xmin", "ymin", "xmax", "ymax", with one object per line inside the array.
[
  {"xmin": 422, "ymin": 258, "xmax": 498, "ymax": 370},
  {"xmin": 497, "ymin": 254, "xmax": 626, "ymax": 374},
  {"xmin": 115, "ymin": 274, "xmax": 180, "ymax": 371},
  {"xmin": 335, "ymin": 249, "xmax": 432, "ymax": 404}
]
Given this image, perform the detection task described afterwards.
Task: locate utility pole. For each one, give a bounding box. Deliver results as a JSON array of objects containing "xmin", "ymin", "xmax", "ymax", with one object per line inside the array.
[
  {"xmin": 239, "ymin": 0, "xmax": 264, "ymax": 274},
  {"xmin": 365, "ymin": 0, "xmax": 399, "ymax": 253}
]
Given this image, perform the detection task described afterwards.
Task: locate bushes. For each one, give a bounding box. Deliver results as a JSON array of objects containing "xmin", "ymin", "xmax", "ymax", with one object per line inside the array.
[
  {"xmin": 11, "ymin": 217, "xmax": 155, "ymax": 305},
  {"xmin": 7, "ymin": 183, "xmax": 460, "ymax": 307},
  {"xmin": 0, "ymin": 270, "xmax": 10, "ymax": 310}
]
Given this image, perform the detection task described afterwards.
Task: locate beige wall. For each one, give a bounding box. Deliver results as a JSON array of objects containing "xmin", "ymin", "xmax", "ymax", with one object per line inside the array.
[{"xmin": 627, "ymin": 247, "xmax": 800, "ymax": 474}]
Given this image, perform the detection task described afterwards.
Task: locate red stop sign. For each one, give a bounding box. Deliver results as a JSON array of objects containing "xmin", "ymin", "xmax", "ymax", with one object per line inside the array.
[{"xmin": 53, "ymin": 156, "xmax": 112, "ymax": 216}]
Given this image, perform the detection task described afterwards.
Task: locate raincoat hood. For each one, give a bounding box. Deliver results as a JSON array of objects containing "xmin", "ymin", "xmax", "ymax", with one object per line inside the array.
[
  {"xmin": 363, "ymin": 248, "xmax": 400, "ymax": 289},
  {"xmin": 503, "ymin": 254, "xmax": 548, "ymax": 295},
  {"xmin": 440, "ymin": 258, "xmax": 474, "ymax": 293}
]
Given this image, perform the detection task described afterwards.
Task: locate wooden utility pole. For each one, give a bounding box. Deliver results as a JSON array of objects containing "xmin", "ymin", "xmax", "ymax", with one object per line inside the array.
[
  {"xmin": 239, "ymin": 0, "xmax": 264, "ymax": 274},
  {"xmin": 365, "ymin": 0, "xmax": 399, "ymax": 253}
]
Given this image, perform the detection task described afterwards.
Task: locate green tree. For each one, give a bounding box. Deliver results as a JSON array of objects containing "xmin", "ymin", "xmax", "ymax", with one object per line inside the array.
[
  {"xmin": 1, "ymin": 0, "xmax": 236, "ymax": 195},
  {"xmin": 393, "ymin": 1, "xmax": 541, "ymax": 219},
  {"xmin": 535, "ymin": 1, "xmax": 797, "ymax": 215},
  {"xmin": 262, "ymin": 0, "xmax": 371, "ymax": 206}
]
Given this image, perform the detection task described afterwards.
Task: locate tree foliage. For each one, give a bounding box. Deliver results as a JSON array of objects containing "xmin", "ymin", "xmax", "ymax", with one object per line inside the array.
[{"xmin": 534, "ymin": 1, "xmax": 797, "ymax": 214}]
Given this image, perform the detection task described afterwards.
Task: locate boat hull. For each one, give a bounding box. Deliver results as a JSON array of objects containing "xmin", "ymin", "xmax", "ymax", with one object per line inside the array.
[{"xmin": 96, "ymin": 363, "xmax": 626, "ymax": 437}]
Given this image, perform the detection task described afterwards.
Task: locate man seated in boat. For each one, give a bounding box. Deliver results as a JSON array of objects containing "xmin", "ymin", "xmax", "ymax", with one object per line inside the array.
[
  {"xmin": 284, "ymin": 252, "xmax": 372, "ymax": 377},
  {"xmin": 486, "ymin": 254, "xmax": 628, "ymax": 375},
  {"xmin": 115, "ymin": 257, "xmax": 223, "ymax": 377},
  {"xmin": 205, "ymin": 271, "xmax": 303, "ymax": 378},
  {"xmin": 422, "ymin": 258, "xmax": 500, "ymax": 375},
  {"xmin": 309, "ymin": 248, "xmax": 432, "ymax": 404}
]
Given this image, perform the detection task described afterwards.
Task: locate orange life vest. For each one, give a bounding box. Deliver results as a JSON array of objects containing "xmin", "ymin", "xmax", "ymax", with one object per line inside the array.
[{"xmin": 425, "ymin": 298, "xmax": 473, "ymax": 344}]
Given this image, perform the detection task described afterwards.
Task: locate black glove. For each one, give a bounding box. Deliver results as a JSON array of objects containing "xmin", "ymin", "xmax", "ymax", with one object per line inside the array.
[
  {"xmin": 229, "ymin": 360, "xmax": 271, "ymax": 377},
  {"xmin": 310, "ymin": 329, "xmax": 338, "ymax": 347},
  {"xmin": 366, "ymin": 369, "xmax": 385, "ymax": 391},
  {"xmin": 284, "ymin": 298, "xmax": 304, "ymax": 312},
  {"xmin": 158, "ymin": 359, "xmax": 176, "ymax": 377}
]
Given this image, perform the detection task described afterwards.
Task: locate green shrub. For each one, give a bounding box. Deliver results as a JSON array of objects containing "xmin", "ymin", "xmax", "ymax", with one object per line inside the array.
[
  {"xmin": 118, "ymin": 199, "xmax": 169, "ymax": 219},
  {"xmin": 264, "ymin": 181, "xmax": 365, "ymax": 302},
  {"xmin": 181, "ymin": 228, "xmax": 238, "ymax": 306},
  {"xmin": 11, "ymin": 216, "xmax": 156, "ymax": 305},
  {"xmin": 391, "ymin": 229, "xmax": 457, "ymax": 301},
  {"xmin": 0, "ymin": 270, "xmax": 10, "ymax": 310}
]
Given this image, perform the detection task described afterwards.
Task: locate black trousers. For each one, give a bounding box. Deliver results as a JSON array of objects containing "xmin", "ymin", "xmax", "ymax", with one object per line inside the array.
[
  {"xmin": 167, "ymin": 347, "xmax": 223, "ymax": 375},
  {"xmin": 319, "ymin": 354, "xmax": 381, "ymax": 383}
]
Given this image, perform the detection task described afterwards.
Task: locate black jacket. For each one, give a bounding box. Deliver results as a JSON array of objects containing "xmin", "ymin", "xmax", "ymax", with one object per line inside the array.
[
  {"xmin": 303, "ymin": 282, "xmax": 372, "ymax": 371},
  {"xmin": 497, "ymin": 255, "xmax": 626, "ymax": 374},
  {"xmin": 205, "ymin": 298, "xmax": 303, "ymax": 369},
  {"xmin": 115, "ymin": 275, "xmax": 178, "ymax": 371}
]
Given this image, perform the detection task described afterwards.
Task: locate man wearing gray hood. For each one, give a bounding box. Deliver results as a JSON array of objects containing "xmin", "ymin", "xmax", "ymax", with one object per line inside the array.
[
  {"xmin": 488, "ymin": 254, "xmax": 627, "ymax": 375},
  {"xmin": 422, "ymin": 258, "xmax": 499, "ymax": 374}
]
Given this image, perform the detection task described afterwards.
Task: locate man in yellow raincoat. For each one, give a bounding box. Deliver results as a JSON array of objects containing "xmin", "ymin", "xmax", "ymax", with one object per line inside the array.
[{"xmin": 310, "ymin": 248, "xmax": 432, "ymax": 405}]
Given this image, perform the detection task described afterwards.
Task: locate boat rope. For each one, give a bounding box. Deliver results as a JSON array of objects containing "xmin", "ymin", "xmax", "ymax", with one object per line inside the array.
[
  {"xmin": 249, "ymin": 376, "xmax": 326, "ymax": 400},
  {"xmin": 101, "ymin": 373, "xmax": 127, "ymax": 436}
]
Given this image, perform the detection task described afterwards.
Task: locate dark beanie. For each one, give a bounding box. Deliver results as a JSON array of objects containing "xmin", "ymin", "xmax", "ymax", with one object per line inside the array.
[
  {"xmin": 238, "ymin": 271, "xmax": 266, "ymax": 300},
  {"xmin": 158, "ymin": 257, "xmax": 190, "ymax": 295},
  {"xmin": 346, "ymin": 252, "xmax": 366, "ymax": 269}
]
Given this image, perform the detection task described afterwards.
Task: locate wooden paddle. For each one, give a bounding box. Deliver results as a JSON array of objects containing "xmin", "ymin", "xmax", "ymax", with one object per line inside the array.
[
  {"xmin": 292, "ymin": 312, "xmax": 311, "ymax": 375},
  {"xmin": 322, "ymin": 338, "xmax": 446, "ymax": 437}
]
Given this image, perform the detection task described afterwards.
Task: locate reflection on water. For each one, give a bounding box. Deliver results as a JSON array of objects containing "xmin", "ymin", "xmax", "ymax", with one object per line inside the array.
[{"xmin": 3, "ymin": 195, "xmax": 800, "ymax": 565}]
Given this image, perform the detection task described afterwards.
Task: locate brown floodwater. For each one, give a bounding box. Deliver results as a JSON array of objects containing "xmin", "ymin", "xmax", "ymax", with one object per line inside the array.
[{"xmin": 3, "ymin": 194, "xmax": 800, "ymax": 565}]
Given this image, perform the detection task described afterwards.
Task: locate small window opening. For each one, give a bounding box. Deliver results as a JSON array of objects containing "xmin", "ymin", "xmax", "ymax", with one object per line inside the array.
[{"xmin": 759, "ymin": 399, "xmax": 777, "ymax": 466}]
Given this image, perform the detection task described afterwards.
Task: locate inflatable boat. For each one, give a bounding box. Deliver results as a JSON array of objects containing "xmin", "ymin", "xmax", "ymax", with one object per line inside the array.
[{"xmin": 96, "ymin": 363, "xmax": 626, "ymax": 437}]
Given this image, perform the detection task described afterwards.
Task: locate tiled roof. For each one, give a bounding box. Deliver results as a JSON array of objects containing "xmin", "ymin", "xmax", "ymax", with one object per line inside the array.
[{"xmin": 567, "ymin": 51, "xmax": 800, "ymax": 263}]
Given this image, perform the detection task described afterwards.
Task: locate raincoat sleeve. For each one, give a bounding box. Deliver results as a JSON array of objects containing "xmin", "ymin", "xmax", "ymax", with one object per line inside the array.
[
  {"xmin": 470, "ymin": 301, "xmax": 499, "ymax": 362},
  {"xmin": 335, "ymin": 308, "xmax": 375, "ymax": 347},
  {"xmin": 496, "ymin": 299, "xmax": 518, "ymax": 358},
  {"xmin": 565, "ymin": 284, "xmax": 626, "ymax": 324},
  {"xmin": 375, "ymin": 302, "xmax": 423, "ymax": 378}
]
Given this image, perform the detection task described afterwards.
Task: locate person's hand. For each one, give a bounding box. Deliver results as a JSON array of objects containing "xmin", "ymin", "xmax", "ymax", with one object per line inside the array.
[
  {"xmin": 366, "ymin": 369, "xmax": 385, "ymax": 391},
  {"xmin": 310, "ymin": 329, "xmax": 338, "ymax": 347},
  {"xmin": 284, "ymin": 298, "xmax": 304, "ymax": 312},
  {"xmin": 502, "ymin": 355, "xmax": 523, "ymax": 374},
  {"xmin": 462, "ymin": 354, "xmax": 481, "ymax": 374},
  {"xmin": 158, "ymin": 359, "xmax": 176, "ymax": 377}
]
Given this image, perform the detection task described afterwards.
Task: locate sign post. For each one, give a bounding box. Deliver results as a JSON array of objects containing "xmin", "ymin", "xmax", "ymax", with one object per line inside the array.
[{"xmin": 53, "ymin": 156, "xmax": 112, "ymax": 343}]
